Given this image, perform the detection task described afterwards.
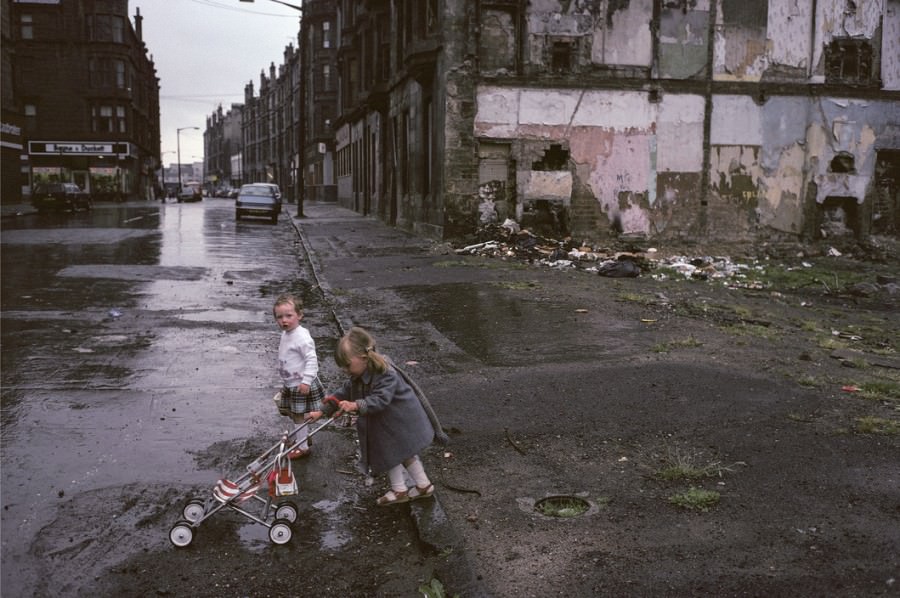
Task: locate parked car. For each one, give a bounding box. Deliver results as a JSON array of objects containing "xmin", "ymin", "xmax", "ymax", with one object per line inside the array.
[
  {"xmin": 255, "ymin": 183, "xmax": 283, "ymax": 214},
  {"xmin": 178, "ymin": 181, "xmax": 203, "ymax": 203},
  {"xmin": 31, "ymin": 182, "xmax": 92, "ymax": 213},
  {"xmin": 235, "ymin": 184, "xmax": 279, "ymax": 224}
]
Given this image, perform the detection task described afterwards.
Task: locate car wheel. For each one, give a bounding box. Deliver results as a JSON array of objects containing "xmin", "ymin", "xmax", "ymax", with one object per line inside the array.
[
  {"xmin": 235, "ymin": 210, "xmax": 241, "ymax": 220},
  {"xmin": 271, "ymin": 215, "xmax": 278, "ymax": 224}
]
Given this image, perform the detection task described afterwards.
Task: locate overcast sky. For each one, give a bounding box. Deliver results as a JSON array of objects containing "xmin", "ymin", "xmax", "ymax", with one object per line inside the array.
[{"xmin": 137, "ymin": 0, "xmax": 301, "ymax": 166}]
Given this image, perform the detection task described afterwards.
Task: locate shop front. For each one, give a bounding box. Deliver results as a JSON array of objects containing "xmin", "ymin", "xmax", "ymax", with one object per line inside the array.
[{"xmin": 26, "ymin": 141, "xmax": 133, "ymax": 202}]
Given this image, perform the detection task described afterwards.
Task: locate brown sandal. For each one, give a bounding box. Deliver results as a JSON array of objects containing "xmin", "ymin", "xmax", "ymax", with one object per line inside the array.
[
  {"xmin": 408, "ymin": 483, "xmax": 435, "ymax": 501},
  {"xmin": 376, "ymin": 489, "xmax": 409, "ymax": 506}
]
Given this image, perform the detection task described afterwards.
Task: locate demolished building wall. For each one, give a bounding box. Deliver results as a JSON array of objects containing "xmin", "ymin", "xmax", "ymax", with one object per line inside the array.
[{"xmin": 472, "ymin": 0, "xmax": 900, "ymax": 244}]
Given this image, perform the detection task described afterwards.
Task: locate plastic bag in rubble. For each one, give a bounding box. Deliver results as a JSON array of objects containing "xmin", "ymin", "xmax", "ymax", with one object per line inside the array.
[
  {"xmin": 597, "ymin": 260, "xmax": 641, "ymax": 278},
  {"xmin": 479, "ymin": 198, "xmax": 498, "ymax": 224},
  {"xmin": 501, "ymin": 218, "xmax": 520, "ymax": 234}
]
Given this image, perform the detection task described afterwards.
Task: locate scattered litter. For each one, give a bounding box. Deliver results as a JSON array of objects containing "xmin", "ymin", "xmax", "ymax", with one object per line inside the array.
[
  {"xmin": 841, "ymin": 385, "xmax": 861, "ymax": 393},
  {"xmin": 575, "ymin": 309, "xmax": 588, "ymax": 313},
  {"xmin": 404, "ymin": 360, "xmax": 419, "ymax": 365},
  {"xmin": 73, "ymin": 347, "xmax": 94, "ymax": 353},
  {"xmin": 640, "ymin": 319, "xmax": 657, "ymax": 323},
  {"xmin": 108, "ymin": 308, "xmax": 123, "ymax": 318}
]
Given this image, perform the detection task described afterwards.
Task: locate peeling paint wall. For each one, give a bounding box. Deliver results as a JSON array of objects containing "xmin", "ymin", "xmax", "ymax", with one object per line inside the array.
[
  {"xmin": 659, "ymin": 0, "xmax": 710, "ymax": 79},
  {"xmin": 884, "ymin": 0, "xmax": 900, "ymax": 90},
  {"xmin": 714, "ymin": 0, "xmax": 768, "ymax": 81}
]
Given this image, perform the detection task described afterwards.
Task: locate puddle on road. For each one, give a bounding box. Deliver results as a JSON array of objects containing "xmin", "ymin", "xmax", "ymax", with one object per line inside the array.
[
  {"xmin": 400, "ymin": 283, "xmax": 635, "ymax": 366},
  {"xmin": 176, "ymin": 308, "xmax": 269, "ymax": 323},
  {"xmin": 237, "ymin": 520, "xmax": 273, "ymax": 554}
]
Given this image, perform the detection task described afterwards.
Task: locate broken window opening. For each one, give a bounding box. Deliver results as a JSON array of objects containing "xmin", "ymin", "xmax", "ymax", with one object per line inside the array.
[
  {"xmin": 819, "ymin": 196, "xmax": 859, "ymax": 239},
  {"xmin": 829, "ymin": 152, "xmax": 856, "ymax": 174},
  {"xmin": 532, "ymin": 144, "xmax": 569, "ymax": 171},
  {"xmin": 824, "ymin": 38, "xmax": 874, "ymax": 85},
  {"xmin": 551, "ymin": 41, "xmax": 574, "ymax": 74}
]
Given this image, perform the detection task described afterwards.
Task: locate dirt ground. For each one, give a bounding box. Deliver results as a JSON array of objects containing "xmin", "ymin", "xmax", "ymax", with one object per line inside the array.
[{"xmin": 53, "ymin": 234, "xmax": 900, "ymax": 597}]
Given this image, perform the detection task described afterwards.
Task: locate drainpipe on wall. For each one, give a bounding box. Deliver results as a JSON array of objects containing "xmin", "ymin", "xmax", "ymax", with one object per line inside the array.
[{"xmin": 699, "ymin": 0, "xmax": 719, "ymax": 238}]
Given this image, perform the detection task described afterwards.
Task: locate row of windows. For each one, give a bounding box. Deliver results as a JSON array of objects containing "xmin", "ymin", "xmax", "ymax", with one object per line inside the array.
[
  {"xmin": 22, "ymin": 102, "xmax": 129, "ymax": 134},
  {"xmin": 18, "ymin": 13, "xmax": 126, "ymax": 43}
]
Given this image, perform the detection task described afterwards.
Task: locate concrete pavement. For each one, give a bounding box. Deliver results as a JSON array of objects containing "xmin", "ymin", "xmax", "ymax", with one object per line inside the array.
[{"xmin": 289, "ymin": 201, "xmax": 488, "ymax": 596}]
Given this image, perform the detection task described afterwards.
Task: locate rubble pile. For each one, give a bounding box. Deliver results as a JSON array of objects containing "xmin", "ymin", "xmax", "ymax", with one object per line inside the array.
[
  {"xmin": 452, "ymin": 224, "xmax": 899, "ymax": 298},
  {"xmin": 455, "ymin": 221, "xmax": 653, "ymax": 277}
]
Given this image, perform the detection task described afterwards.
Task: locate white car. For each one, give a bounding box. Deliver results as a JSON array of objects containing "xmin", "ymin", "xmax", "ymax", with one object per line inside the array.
[{"xmin": 254, "ymin": 183, "xmax": 282, "ymax": 213}]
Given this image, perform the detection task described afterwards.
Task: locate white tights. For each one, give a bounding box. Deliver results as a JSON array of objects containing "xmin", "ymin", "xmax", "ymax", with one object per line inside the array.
[{"xmin": 387, "ymin": 455, "xmax": 430, "ymax": 493}]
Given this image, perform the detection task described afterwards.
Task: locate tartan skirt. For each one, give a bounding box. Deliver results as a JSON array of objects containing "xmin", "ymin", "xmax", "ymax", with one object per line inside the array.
[{"xmin": 277, "ymin": 377, "xmax": 325, "ymax": 416}]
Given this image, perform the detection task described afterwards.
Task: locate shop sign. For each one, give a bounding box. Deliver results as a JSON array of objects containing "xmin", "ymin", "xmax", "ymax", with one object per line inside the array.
[
  {"xmin": 29, "ymin": 141, "xmax": 130, "ymax": 156},
  {"xmin": 90, "ymin": 167, "xmax": 117, "ymax": 175},
  {"xmin": 32, "ymin": 166, "xmax": 61, "ymax": 174}
]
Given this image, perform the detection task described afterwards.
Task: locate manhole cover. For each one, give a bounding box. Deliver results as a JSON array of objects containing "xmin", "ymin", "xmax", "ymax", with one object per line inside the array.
[{"xmin": 534, "ymin": 495, "xmax": 591, "ymax": 518}]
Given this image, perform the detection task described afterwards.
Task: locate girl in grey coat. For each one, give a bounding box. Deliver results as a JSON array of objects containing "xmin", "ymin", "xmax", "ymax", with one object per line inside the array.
[{"xmin": 323, "ymin": 327, "xmax": 435, "ymax": 506}]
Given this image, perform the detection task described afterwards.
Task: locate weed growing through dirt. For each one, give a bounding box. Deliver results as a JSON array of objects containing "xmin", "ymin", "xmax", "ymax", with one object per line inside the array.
[
  {"xmin": 669, "ymin": 487, "xmax": 720, "ymax": 511},
  {"xmin": 654, "ymin": 447, "xmax": 742, "ymax": 480},
  {"xmin": 797, "ymin": 374, "xmax": 823, "ymax": 388},
  {"xmin": 855, "ymin": 416, "xmax": 900, "ymax": 435},
  {"xmin": 857, "ymin": 380, "xmax": 900, "ymax": 404},
  {"xmin": 535, "ymin": 496, "xmax": 591, "ymax": 518},
  {"xmin": 419, "ymin": 578, "xmax": 458, "ymax": 598},
  {"xmin": 652, "ymin": 336, "xmax": 703, "ymax": 353},
  {"xmin": 617, "ymin": 291, "xmax": 657, "ymax": 305}
]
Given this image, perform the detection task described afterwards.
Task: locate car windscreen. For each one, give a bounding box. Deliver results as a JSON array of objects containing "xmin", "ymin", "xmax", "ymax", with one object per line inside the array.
[
  {"xmin": 240, "ymin": 186, "xmax": 274, "ymax": 197},
  {"xmin": 238, "ymin": 193, "xmax": 276, "ymax": 204}
]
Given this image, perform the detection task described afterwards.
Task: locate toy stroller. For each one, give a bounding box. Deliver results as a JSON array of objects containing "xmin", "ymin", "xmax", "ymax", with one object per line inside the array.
[{"xmin": 169, "ymin": 415, "xmax": 337, "ymax": 548}]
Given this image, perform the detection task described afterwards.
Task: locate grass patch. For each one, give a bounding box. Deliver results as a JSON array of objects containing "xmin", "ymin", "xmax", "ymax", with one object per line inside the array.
[
  {"xmin": 797, "ymin": 374, "xmax": 823, "ymax": 388},
  {"xmin": 855, "ymin": 416, "xmax": 900, "ymax": 435},
  {"xmin": 857, "ymin": 380, "xmax": 900, "ymax": 402},
  {"xmin": 654, "ymin": 448, "xmax": 741, "ymax": 481},
  {"xmin": 669, "ymin": 487, "xmax": 720, "ymax": 511},
  {"xmin": 800, "ymin": 320, "xmax": 823, "ymax": 333},
  {"xmin": 534, "ymin": 496, "xmax": 591, "ymax": 518},
  {"xmin": 617, "ymin": 292, "xmax": 657, "ymax": 305},
  {"xmin": 751, "ymin": 263, "xmax": 871, "ymax": 292},
  {"xmin": 817, "ymin": 337, "xmax": 848, "ymax": 351},
  {"xmin": 419, "ymin": 578, "xmax": 458, "ymax": 598},
  {"xmin": 652, "ymin": 336, "xmax": 703, "ymax": 353}
]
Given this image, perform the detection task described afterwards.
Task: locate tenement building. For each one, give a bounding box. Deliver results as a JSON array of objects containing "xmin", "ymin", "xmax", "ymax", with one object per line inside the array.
[
  {"xmin": 331, "ymin": 0, "xmax": 899, "ymax": 243},
  {"xmin": 8, "ymin": 0, "xmax": 160, "ymax": 202}
]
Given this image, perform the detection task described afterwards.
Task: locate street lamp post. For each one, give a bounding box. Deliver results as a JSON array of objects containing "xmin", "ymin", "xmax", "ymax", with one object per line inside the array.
[
  {"xmin": 177, "ymin": 126, "xmax": 200, "ymax": 194},
  {"xmin": 239, "ymin": 0, "xmax": 304, "ymax": 217}
]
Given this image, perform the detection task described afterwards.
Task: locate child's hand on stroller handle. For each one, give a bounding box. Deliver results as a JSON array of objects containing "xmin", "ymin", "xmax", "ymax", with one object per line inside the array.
[{"xmin": 322, "ymin": 395, "xmax": 342, "ymax": 417}]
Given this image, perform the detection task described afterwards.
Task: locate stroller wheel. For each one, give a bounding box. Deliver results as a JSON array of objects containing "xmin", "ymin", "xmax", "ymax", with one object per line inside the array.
[
  {"xmin": 182, "ymin": 499, "xmax": 206, "ymax": 523},
  {"xmin": 275, "ymin": 501, "xmax": 298, "ymax": 523},
  {"xmin": 269, "ymin": 518, "xmax": 293, "ymax": 545},
  {"xmin": 169, "ymin": 520, "xmax": 195, "ymax": 548}
]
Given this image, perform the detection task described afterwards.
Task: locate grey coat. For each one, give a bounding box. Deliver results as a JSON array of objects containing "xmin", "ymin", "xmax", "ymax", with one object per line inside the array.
[{"xmin": 333, "ymin": 366, "xmax": 434, "ymax": 474}]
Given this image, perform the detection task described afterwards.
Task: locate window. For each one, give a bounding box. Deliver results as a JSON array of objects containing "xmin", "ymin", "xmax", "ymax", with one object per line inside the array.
[
  {"xmin": 21, "ymin": 14, "xmax": 33, "ymax": 40},
  {"xmin": 323, "ymin": 21, "xmax": 331, "ymax": 48},
  {"xmin": 92, "ymin": 104, "xmax": 127, "ymax": 133},
  {"xmin": 323, "ymin": 65, "xmax": 332, "ymax": 91},
  {"xmin": 89, "ymin": 58, "xmax": 127, "ymax": 89},
  {"xmin": 24, "ymin": 104, "xmax": 37, "ymax": 117},
  {"xmin": 88, "ymin": 15, "xmax": 125, "ymax": 43}
]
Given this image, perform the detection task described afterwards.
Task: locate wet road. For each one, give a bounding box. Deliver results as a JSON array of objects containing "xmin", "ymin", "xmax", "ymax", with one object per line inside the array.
[{"xmin": 0, "ymin": 199, "xmax": 340, "ymax": 594}]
